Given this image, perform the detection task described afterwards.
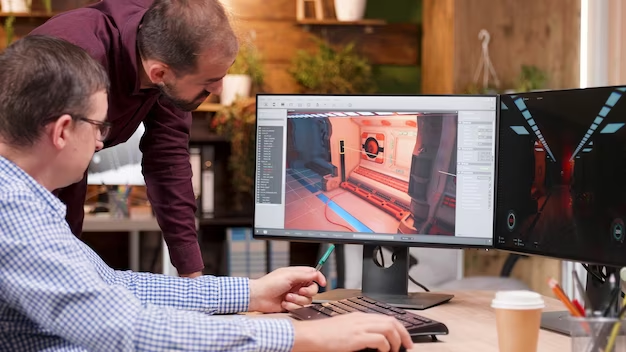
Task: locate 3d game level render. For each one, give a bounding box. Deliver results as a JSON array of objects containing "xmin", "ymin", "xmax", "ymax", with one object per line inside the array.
[
  {"xmin": 497, "ymin": 86, "xmax": 626, "ymax": 264},
  {"xmin": 283, "ymin": 111, "xmax": 459, "ymax": 237}
]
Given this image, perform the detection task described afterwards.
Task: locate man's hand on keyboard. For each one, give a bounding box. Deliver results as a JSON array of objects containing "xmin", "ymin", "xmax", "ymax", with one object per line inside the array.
[
  {"xmin": 292, "ymin": 312, "xmax": 413, "ymax": 352},
  {"xmin": 248, "ymin": 266, "xmax": 326, "ymax": 313}
]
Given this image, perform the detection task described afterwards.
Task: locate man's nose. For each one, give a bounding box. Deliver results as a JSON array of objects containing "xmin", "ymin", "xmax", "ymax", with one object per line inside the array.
[
  {"xmin": 95, "ymin": 140, "xmax": 104, "ymax": 152},
  {"xmin": 209, "ymin": 80, "xmax": 224, "ymax": 95}
]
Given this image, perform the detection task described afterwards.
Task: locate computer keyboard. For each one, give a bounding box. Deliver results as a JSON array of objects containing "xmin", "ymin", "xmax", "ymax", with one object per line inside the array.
[{"xmin": 290, "ymin": 296, "xmax": 449, "ymax": 341}]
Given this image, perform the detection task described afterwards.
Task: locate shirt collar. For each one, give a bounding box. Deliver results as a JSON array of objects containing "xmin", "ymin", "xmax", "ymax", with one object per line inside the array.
[{"xmin": 0, "ymin": 155, "xmax": 67, "ymax": 218}]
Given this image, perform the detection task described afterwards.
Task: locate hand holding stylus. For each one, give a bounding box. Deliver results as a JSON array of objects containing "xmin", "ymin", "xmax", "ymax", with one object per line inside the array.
[{"xmin": 248, "ymin": 266, "xmax": 327, "ymax": 313}]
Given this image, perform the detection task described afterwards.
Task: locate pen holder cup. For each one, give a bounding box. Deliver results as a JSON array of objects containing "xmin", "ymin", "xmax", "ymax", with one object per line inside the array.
[
  {"xmin": 570, "ymin": 316, "xmax": 626, "ymax": 352},
  {"xmin": 108, "ymin": 190, "xmax": 130, "ymax": 218}
]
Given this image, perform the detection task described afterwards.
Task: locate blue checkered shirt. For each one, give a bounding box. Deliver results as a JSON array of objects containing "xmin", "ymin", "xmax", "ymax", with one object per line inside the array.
[{"xmin": 0, "ymin": 156, "xmax": 295, "ymax": 351}]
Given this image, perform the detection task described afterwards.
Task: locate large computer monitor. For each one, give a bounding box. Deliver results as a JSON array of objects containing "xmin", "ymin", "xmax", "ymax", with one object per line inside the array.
[
  {"xmin": 495, "ymin": 86, "xmax": 626, "ymax": 334},
  {"xmin": 253, "ymin": 94, "xmax": 499, "ymax": 309}
]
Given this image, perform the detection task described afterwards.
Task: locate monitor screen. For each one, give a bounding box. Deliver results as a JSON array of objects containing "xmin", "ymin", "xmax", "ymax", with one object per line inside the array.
[
  {"xmin": 87, "ymin": 123, "xmax": 145, "ymax": 186},
  {"xmin": 495, "ymin": 86, "xmax": 626, "ymax": 267},
  {"xmin": 253, "ymin": 94, "xmax": 498, "ymax": 248}
]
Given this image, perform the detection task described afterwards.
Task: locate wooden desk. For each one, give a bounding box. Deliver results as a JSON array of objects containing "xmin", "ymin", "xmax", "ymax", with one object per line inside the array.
[{"xmin": 256, "ymin": 290, "xmax": 569, "ymax": 351}]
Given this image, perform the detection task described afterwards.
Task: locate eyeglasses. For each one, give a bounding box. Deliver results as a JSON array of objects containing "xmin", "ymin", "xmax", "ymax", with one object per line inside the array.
[{"xmin": 78, "ymin": 117, "xmax": 112, "ymax": 141}]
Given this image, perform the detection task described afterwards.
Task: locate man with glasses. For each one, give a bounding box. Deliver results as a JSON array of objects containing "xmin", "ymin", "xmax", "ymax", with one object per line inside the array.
[
  {"xmin": 0, "ymin": 35, "xmax": 412, "ymax": 352},
  {"xmin": 28, "ymin": 0, "xmax": 238, "ymax": 278}
]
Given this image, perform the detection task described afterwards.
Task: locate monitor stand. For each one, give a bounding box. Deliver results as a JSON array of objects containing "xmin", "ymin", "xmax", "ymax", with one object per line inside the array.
[
  {"xmin": 540, "ymin": 265, "xmax": 619, "ymax": 336},
  {"xmin": 312, "ymin": 245, "xmax": 454, "ymax": 310}
]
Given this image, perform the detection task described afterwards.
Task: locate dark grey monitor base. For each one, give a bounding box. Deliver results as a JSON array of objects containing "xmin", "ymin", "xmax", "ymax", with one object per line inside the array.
[
  {"xmin": 315, "ymin": 245, "xmax": 455, "ymax": 310},
  {"xmin": 540, "ymin": 311, "xmax": 572, "ymax": 336},
  {"xmin": 313, "ymin": 288, "xmax": 454, "ymax": 310}
]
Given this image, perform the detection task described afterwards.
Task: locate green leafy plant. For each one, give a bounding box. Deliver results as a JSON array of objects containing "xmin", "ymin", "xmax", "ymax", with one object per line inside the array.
[
  {"xmin": 211, "ymin": 97, "xmax": 256, "ymax": 209},
  {"xmin": 228, "ymin": 40, "xmax": 264, "ymax": 92},
  {"xmin": 4, "ymin": 16, "xmax": 15, "ymax": 47},
  {"xmin": 290, "ymin": 37, "xmax": 375, "ymax": 94},
  {"xmin": 42, "ymin": 0, "xmax": 52, "ymax": 13},
  {"xmin": 515, "ymin": 65, "xmax": 548, "ymax": 92}
]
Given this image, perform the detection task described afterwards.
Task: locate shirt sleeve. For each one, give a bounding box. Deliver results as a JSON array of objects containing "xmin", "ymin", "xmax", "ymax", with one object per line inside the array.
[
  {"xmin": 139, "ymin": 96, "xmax": 203, "ymax": 275},
  {"xmin": 0, "ymin": 195, "xmax": 295, "ymax": 352},
  {"xmin": 85, "ymin": 246, "xmax": 249, "ymax": 315}
]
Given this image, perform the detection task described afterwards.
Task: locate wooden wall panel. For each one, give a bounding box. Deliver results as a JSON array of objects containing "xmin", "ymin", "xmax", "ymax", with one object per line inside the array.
[
  {"xmin": 262, "ymin": 62, "xmax": 299, "ymax": 93},
  {"xmin": 234, "ymin": 20, "xmax": 419, "ymax": 66},
  {"xmin": 464, "ymin": 250, "xmax": 560, "ymax": 298},
  {"xmin": 422, "ymin": 0, "xmax": 580, "ymax": 94},
  {"xmin": 421, "ymin": 0, "xmax": 455, "ymax": 94},
  {"xmin": 225, "ymin": 0, "xmax": 296, "ymax": 20},
  {"xmin": 225, "ymin": 0, "xmax": 340, "ymax": 21},
  {"xmin": 453, "ymin": 0, "xmax": 580, "ymax": 92}
]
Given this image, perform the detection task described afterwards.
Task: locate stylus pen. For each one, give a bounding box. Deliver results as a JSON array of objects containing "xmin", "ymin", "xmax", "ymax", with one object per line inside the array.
[
  {"xmin": 573, "ymin": 270, "xmax": 592, "ymax": 311},
  {"xmin": 315, "ymin": 244, "xmax": 335, "ymax": 271}
]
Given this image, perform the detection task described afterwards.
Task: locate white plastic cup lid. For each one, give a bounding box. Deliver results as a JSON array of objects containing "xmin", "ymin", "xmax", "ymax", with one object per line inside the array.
[{"xmin": 491, "ymin": 290, "xmax": 545, "ymax": 310}]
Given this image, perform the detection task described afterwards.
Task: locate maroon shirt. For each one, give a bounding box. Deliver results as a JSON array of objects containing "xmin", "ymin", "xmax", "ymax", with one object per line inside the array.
[{"xmin": 29, "ymin": 0, "xmax": 203, "ymax": 275}]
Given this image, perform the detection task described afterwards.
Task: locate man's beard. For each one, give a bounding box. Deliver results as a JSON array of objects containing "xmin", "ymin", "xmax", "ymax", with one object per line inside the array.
[{"xmin": 157, "ymin": 82, "xmax": 210, "ymax": 112}]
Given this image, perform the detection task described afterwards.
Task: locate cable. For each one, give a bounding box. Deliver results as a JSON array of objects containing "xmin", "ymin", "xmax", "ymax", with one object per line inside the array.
[
  {"xmin": 582, "ymin": 263, "xmax": 606, "ymax": 283},
  {"xmin": 409, "ymin": 275, "xmax": 431, "ymax": 293},
  {"xmin": 373, "ymin": 246, "xmax": 430, "ymax": 292}
]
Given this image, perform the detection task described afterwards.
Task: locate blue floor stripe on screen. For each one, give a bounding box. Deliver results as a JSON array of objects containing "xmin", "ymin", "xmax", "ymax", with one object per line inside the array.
[{"xmin": 289, "ymin": 169, "xmax": 373, "ymax": 233}]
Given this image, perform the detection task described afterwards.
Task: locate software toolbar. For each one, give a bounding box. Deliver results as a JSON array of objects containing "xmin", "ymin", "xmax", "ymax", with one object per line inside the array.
[{"xmin": 257, "ymin": 95, "xmax": 497, "ymax": 112}]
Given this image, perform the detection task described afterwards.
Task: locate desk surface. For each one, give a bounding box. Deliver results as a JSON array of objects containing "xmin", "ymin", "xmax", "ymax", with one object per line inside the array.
[
  {"xmin": 82, "ymin": 216, "xmax": 199, "ymax": 232},
  {"xmin": 82, "ymin": 215, "xmax": 161, "ymax": 232},
  {"xmin": 260, "ymin": 290, "xmax": 569, "ymax": 351}
]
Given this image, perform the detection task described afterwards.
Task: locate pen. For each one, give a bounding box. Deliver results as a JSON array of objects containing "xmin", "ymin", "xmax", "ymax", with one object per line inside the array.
[
  {"xmin": 315, "ymin": 244, "xmax": 335, "ymax": 271},
  {"xmin": 548, "ymin": 278, "xmax": 583, "ymax": 318},
  {"xmin": 573, "ymin": 269, "xmax": 592, "ymax": 311},
  {"xmin": 302, "ymin": 244, "xmax": 335, "ymax": 289},
  {"xmin": 603, "ymin": 275, "xmax": 618, "ymax": 317},
  {"xmin": 548, "ymin": 277, "xmax": 592, "ymax": 339},
  {"xmin": 572, "ymin": 299, "xmax": 585, "ymax": 317},
  {"xmin": 605, "ymin": 294, "xmax": 626, "ymax": 352}
]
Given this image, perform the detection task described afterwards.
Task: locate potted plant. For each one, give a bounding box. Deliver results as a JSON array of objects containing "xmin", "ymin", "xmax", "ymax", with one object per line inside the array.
[
  {"xmin": 1, "ymin": 0, "xmax": 29, "ymax": 13},
  {"xmin": 1, "ymin": 0, "xmax": 51, "ymax": 13},
  {"xmin": 290, "ymin": 37, "xmax": 375, "ymax": 94},
  {"xmin": 211, "ymin": 97, "xmax": 256, "ymax": 211},
  {"xmin": 334, "ymin": 0, "xmax": 368, "ymax": 21},
  {"xmin": 514, "ymin": 65, "xmax": 548, "ymax": 93},
  {"xmin": 220, "ymin": 36, "xmax": 264, "ymax": 106}
]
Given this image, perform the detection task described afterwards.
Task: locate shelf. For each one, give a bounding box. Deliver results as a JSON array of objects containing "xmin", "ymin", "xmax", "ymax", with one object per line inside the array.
[
  {"xmin": 297, "ymin": 19, "xmax": 386, "ymax": 26},
  {"xmin": 0, "ymin": 11, "xmax": 58, "ymax": 18},
  {"xmin": 194, "ymin": 102, "xmax": 223, "ymax": 112},
  {"xmin": 297, "ymin": 18, "xmax": 387, "ymax": 34}
]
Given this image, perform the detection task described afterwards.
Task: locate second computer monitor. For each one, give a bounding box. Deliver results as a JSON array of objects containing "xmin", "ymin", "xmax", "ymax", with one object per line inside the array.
[
  {"xmin": 495, "ymin": 86, "xmax": 626, "ymax": 268},
  {"xmin": 253, "ymin": 94, "xmax": 498, "ymax": 309}
]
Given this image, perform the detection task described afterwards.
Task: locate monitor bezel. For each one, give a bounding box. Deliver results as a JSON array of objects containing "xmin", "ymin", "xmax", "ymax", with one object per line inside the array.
[{"xmin": 252, "ymin": 93, "xmax": 500, "ymax": 250}]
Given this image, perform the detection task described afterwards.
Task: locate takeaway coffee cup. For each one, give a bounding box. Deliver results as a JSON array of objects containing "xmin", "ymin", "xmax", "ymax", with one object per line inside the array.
[{"xmin": 491, "ymin": 290, "xmax": 545, "ymax": 352}]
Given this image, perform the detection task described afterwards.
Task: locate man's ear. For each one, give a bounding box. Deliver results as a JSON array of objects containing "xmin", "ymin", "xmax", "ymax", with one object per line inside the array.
[
  {"xmin": 146, "ymin": 60, "xmax": 171, "ymax": 85},
  {"xmin": 49, "ymin": 114, "xmax": 73, "ymax": 150}
]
